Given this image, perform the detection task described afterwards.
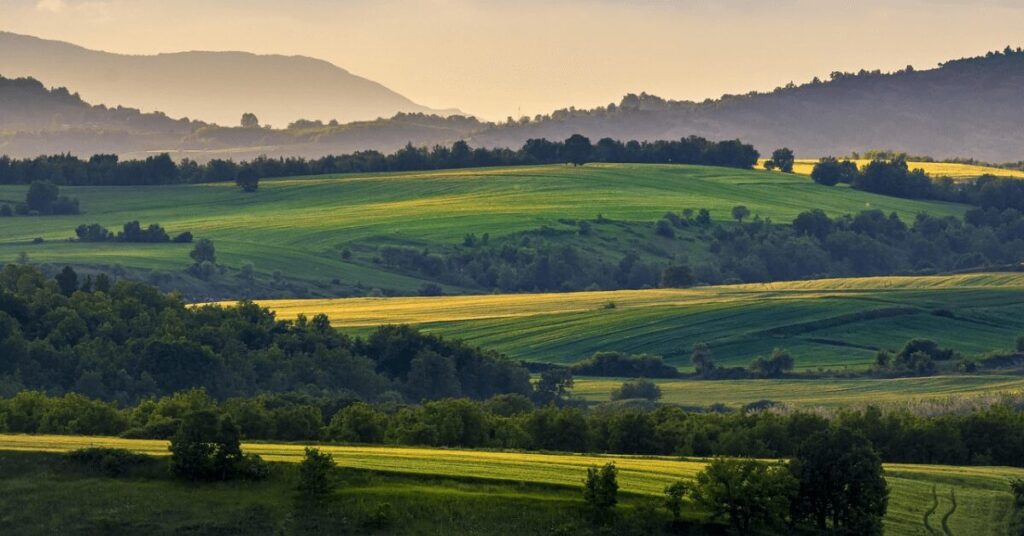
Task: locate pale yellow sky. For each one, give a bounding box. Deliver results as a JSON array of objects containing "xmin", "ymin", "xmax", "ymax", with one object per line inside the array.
[{"xmin": 2, "ymin": 0, "xmax": 1022, "ymax": 119}]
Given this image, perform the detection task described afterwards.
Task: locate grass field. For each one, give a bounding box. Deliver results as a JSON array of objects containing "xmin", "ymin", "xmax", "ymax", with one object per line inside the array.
[
  {"xmin": 255, "ymin": 272, "xmax": 1024, "ymax": 369},
  {"xmin": 0, "ymin": 434, "xmax": 1018, "ymax": 535},
  {"xmin": 0, "ymin": 163, "xmax": 966, "ymax": 294},
  {"xmin": 786, "ymin": 159, "xmax": 1024, "ymax": 180},
  {"xmin": 572, "ymin": 375, "xmax": 1024, "ymax": 408}
]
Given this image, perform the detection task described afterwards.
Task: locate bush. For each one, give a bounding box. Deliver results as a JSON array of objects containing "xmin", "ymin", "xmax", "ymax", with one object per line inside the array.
[
  {"xmin": 297, "ymin": 447, "xmax": 336, "ymax": 501},
  {"xmin": 655, "ymin": 219, "xmax": 675, "ymax": 238},
  {"xmin": 65, "ymin": 447, "xmax": 156, "ymax": 477},
  {"xmin": 169, "ymin": 411, "xmax": 266, "ymax": 481},
  {"xmin": 583, "ymin": 462, "xmax": 618, "ymax": 525},
  {"xmin": 611, "ymin": 379, "xmax": 662, "ymax": 401}
]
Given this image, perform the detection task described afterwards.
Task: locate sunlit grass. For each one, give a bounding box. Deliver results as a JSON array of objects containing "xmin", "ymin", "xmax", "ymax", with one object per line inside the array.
[
  {"xmin": 0, "ymin": 434, "xmax": 1018, "ymax": 535},
  {"xmin": 783, "ymin": 159, "xmax": 1024, "ymax": 181}
]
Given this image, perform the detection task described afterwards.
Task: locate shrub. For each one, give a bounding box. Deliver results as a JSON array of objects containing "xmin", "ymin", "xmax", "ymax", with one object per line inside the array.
[
  {"xmin": 297, "ymin": 447, "xmax": 336, "ymax": 500},
  {"xmin": 611, "ymin": 379, "xmax": 662, "ymax": 401},
  {"xmin": 583, "ymin": 462, "xmax": 618, "ymax": 525},
  {"xmin": 65, "ymin": 447, "xmax": 156, "ymax": 477}
]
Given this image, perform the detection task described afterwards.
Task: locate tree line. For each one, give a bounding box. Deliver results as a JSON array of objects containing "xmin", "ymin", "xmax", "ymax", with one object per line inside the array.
[
  {"xmin": 4, "ymin": 386, "xmax": 1024, "ymax": 469},
  {"xmin": 0, "ymin": 135, "xmax": 759, "ymax": 186},
  {"xmin": 813, "ymin": 156, "xmax": 1024, "ymax": 214}
]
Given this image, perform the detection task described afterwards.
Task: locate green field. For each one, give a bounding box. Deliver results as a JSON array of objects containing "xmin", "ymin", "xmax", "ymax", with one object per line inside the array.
[
  {"xmin": 572, "ymin": 375, "xmax": 1024, "ymax": 408},
  {"xmin": 256, "ymin": 272, "xmax": 1024, "ymax": 369},
  {"xmin": 0, "ymin": 163, "xmax": 966, "ymax": 294},
  {"xmin": 0, "ymin": 434, "xmax": 1018, "ymax": 535}
]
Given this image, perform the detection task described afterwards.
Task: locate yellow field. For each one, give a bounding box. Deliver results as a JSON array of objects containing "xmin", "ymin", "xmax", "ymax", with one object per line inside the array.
[
  {"xmin": 2, "ymin": 433, "xmax": 1020, "ymax": 534},
  {"xmin": 236, "ymin": 272, "xmax": 1024, "ymax": 328},
  {"xmin": 784, "ymin": 159, "xmax": 1024, "ymax": 180}
]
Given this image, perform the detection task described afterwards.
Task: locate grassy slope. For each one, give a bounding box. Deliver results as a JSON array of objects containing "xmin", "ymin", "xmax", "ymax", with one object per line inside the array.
[
  {"xmin": 0, "ymin": 164, "xmax": 964, "ymax": 294},
  {"xmin": 572, "ymin": 375, "xmax": 1024, "ymax": 408},
  {"xmin": 785, "ymin": 159, "xmax": 1024, "ymax": 180},
  {"xmin": 0, "ymin": 434, "xmax": 1019, "ymax": 535},
  {"xmin": 255, "ymin": 272, "xmax": 1024, "ymax": 369}
]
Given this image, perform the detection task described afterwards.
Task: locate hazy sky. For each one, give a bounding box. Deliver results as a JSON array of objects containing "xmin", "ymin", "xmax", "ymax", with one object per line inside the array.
[{"xmin": 2, "ymin": 0, "xmax": 1023, "ymax": 119}]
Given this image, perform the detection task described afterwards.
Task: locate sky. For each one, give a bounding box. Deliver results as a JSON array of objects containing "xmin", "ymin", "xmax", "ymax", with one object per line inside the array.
[{"xmin": 2, "ymin": 0, "xmax": 1023, "ymax": 119}]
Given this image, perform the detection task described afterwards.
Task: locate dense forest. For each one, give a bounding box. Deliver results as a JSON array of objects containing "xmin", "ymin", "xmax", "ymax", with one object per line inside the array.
[{"xmin": 0, "ymin": 264, "xmax": 529, "ymax": 404}]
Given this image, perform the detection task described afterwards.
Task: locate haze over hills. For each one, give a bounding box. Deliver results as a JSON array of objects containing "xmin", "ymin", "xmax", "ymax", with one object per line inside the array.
[
  {"xmin": 1, "ymin": 33, "xmax": 1022, "ymax": 163},
  {"xmin": 0, "ymin": 31, "xmax": 454, "ymax": 127}
]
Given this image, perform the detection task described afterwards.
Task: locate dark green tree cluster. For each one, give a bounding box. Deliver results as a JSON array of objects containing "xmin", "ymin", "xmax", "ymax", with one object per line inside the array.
[
  {"xmin": 2, "ymin": 180, "xmax": 80, "ymax": 216},
  {"xmin": 569, "ymin": 352, "xmax": 679, "ymax": 378},
  {"xmin": 5, "ymin": 388, "xmax": 1024, "ymax": 468},
  {"xmin": 0, "ymin": 264, "xmax": 529, "ymax": 404},
  {"xmin": 75, "ymin": 221, "xmax": 193, "ymax": 243}
]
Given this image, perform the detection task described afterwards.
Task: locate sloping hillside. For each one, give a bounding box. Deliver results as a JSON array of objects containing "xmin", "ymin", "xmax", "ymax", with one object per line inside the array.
[
  {"xmin": 474, "ymin": 49, "xmax": 1024, "ymax": 162},
  {"xmin": 0, "ymin": 31, "xmax": 450, "ymax": 126}
]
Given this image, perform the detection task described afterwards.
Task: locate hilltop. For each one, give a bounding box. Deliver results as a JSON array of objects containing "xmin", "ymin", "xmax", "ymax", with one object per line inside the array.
[
  {"xmin": 0, "ymin": 31, "xmax": 454, "ymax": 127},
  {"xmin": 2, "ymin": 42, "xmax": 1024, "ymax": 161},
  {"xmin": 474, "ymin": 48, "xmax": 1024, "ymax": 162}
]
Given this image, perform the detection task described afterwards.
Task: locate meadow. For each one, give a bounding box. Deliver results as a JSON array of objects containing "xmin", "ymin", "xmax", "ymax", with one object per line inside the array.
[
  {"xmin": 256, "ymin": 272, "xmax": 1024, "ymax": 369},
  {"xmin": 786, "ymin": 159, "xmax": 1024, "ymax": 181},
  {"xmin": 572, "ymin": 375, "xmax": 1024, "ymax": 408},
  {"xmin": 0, "ymin": 163, "xmax": 965, "ymax": 295},
  {"xmin": 0, "ymin": 434, "xmax": 1018, "ymax": 535}
]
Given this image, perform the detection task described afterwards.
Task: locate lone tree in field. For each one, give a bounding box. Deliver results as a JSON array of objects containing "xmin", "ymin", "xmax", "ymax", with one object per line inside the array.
[
  {"xmin": 190, "ymin": 239, "xmax": 216, "ymax": 264},
  {"xmin": 763, "ymin": 147, "xmax": 795, "ymax": 173},
  {"xmin": 240, "ymin": 112, "xmax": 260, "ymax": 128},
  {"xmin": 731, "ymin": 205, "xmax": 751, "ymax": 223},
  {"xmin": 169, "ymin": 410, "xmax": 267, "ymax": 481},
  {"xmin": 562, "ymin": 134, "xmax": 593, "ymax": 166},
  {"xmin": 583, "ymin": 462, "xmax": 619, "ymax": 525},
  {"xmin": 691, "ymin": 343, "xmax": 716, "ymax": 376},
  {"xmin": 791, "ymin": 428, "xmax": 888, "ymax": 535},
  {"xmin": 663, "ymin": 480, "xmax": 689, "ymax": 523},
  {"xmin": 296, "ymin": 447, "xmax": 336, "ymax": 502},
  {"xmin": 235, "ymin": 168, "xmax": 259, "ymax": 193}
]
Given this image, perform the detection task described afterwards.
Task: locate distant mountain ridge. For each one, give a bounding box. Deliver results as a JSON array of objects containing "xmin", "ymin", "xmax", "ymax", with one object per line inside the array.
[
  {"xmin": 0, "ymin": 31, "xmax": 455, "ymax": 127},
  {"xmin": 1, "ymin": 36, "xmax": 1022, "ymax": 162},
  {"xmin": 472, "ymin": 47, "xmax": 1024, "ymax": 163}
]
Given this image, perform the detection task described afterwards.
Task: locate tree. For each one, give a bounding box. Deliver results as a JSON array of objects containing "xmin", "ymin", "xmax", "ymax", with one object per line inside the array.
[
  {"xmin": 562, "ymin": 134, "xmax": 593, "ymax": 166},
  {"xmin": 404, "ymin": 349, "xmax": 461, "ymax": 401},
  {"xmin": 611, "ymin": 379, "xmax": 662, "ymax": 401},
  {"xmin": 691, "ymin": 343, "xmax": 715, "ymax": 376},
  {"xmin": 25, "ymin": 180, "xmax": 58, "ymax": 213},
  {"xmin": 55, "ymin": 266, "xmax": 78, "ymax": 296},
  {"xmin": 791, "ymin": 428, "xmax": 888, "ymax": 535},
  {"xmin": 655, "ymin": 218, "xmax": 675, "ymax": 238},
  {"xmin": 240, "ymin": 113, "xmax": 260, "ymax": 128},
  {"xmin": 764, "ymin": 148, "xmax": 795, "ymax": 173},
  {"xmin": 695, "ymin": 208, "xmax": 711, "ymax": 225},
  {"xmin": 296, "ymin": 447, "xmax": 336, "ymax": 501},
  {"xmin": 235, "ymin": 168, "xmax": 259, "ymax": 192},
  {"xmin": 169, "ymin": 410, "xmax": 265, "ymax": 481},
  {"xmin": 327, "ymin": 402, "xmax": 388, "ymax": 443},
  {"xmin": 731, "ymin": 205, "xmax": 750, "ymax": 223},
  {"xmin": 663, "ymin": 480, "xmax": 689, "ymax": 522},
  {"xmin": 583, "ymin": 462, "xmax": 618, "ymax": 524},
  {"xmin": 692, "ymin": 458, "xmax": 797, "ymax": 534},
  {"xmin": 533, "ymin": 368, "xmax": 574, "ymax": 405},
  {"xmin": 811, "ymin": 157, "xmax": 859, "ymax": 186},
  {"xmin": 749, "ymin": 348, "xmax": 795, "ymax": 378},
  {"xmin": 660, "ymin": 264, "xmax": 693, "ymax": 288},
  {"xmin": 190, "ymin": 239, "xmax": 216, "ymax": 264}
]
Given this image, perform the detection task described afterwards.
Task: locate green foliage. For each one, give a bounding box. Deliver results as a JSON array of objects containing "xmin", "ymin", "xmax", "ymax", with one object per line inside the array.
[
  {"xmin": 583, "ymin": 462, "xmax": 618, "ymax": 524},
  {"xmin": 692, "ymin": 458, "xmax": 797, "ymax": 534},
  {"xmin": 791, "ymin": 427, "xmax": 888, "ymax": 535},
  {"xmin": 168, "ymin": 411, "xmax": 267, "ymax": 482},
  {"xmin": 611, "ymin": 379, "xmax": 662, "ymax": 401},
  {"xmin": 731, "ymin": 205, "xmax": 750, "ymax": 222},
  {"xmin": 764, "ymin": 148, "xmax": 795, "ymax": 173},
  {"xmin": 65, "ymin": 447, "xmax": 155, "ymax": 477},
  {"xmin": 749, "ymin": 348, "xmax": 795, "ymax": 378},
  {"xmin": 663, "ymin": 480, "xmax": 688, "ymax": 521},
  {"xmin": 189, "ymin": 238, "xmax": 216, "ymax": 264},
  {"xmin": 296, "ymin": 447, "xmax": 336, "ymax": 500},
  {"xmin": 327, "ymin": 402, "xmax": 388, "ymax": 444}
]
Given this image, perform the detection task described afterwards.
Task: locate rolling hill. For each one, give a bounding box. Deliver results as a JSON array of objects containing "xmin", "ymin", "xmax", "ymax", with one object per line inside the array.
[
  {"xmin": 0, "ymin": 31, "xmax": 451, "ymax": 127},
  {"xmin": 255, "ymin": 273, "xmax": 1024, "ymax": 369},
  {"xmin": 0, "ymin": 163, "xmax": 965, "ymax": 300}
]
